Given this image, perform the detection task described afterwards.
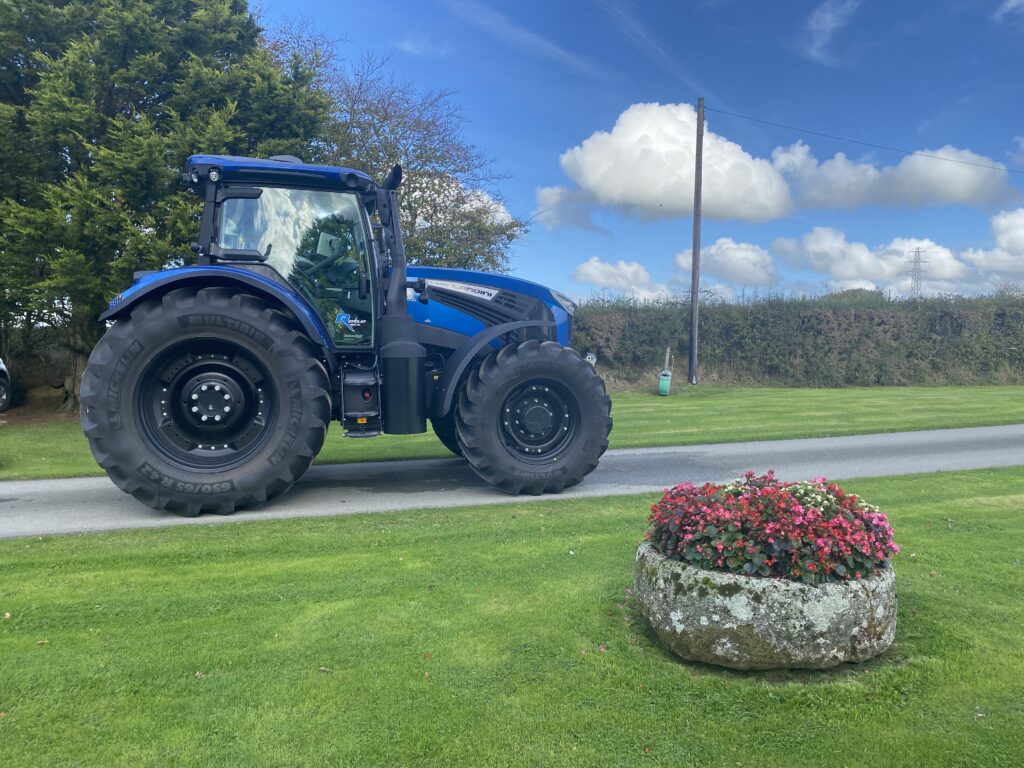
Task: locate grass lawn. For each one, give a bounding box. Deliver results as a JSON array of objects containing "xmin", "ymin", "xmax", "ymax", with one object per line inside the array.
[
  {"xmin": 1, "ymin": 467, "xmax": 1022, "ymax": 767},
  {"xmin": 2, "ymin": 385, "xmax": 1024, "ymax": 481}
]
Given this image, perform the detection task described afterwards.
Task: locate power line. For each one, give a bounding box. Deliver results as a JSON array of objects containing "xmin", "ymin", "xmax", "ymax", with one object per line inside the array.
[{"xmin": 704, "ymin": 104, "xmax": 1023, "ymax": 176}]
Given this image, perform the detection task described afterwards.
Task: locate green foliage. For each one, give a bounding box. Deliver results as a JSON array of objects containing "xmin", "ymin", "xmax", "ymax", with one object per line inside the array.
[
  {"xmin": 0, "ymin": 0, "xmax": 332, "ymax": 402},
  {"xmin": 574, "ymin": 293, "xmax": 1024, "ymax": 386}
]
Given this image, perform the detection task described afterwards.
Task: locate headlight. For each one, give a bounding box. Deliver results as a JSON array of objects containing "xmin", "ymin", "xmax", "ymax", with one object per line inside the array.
[
  {"xmin": 208, "ymin": 168, "xmax": 221, "ymax": 183},
  {"xmin": 551, "ymin": 290, "xmax": 576, "ymax": 316},
  {"xmin": 189, "ymin": 170, "xmax": 200, "ymax": 184}
]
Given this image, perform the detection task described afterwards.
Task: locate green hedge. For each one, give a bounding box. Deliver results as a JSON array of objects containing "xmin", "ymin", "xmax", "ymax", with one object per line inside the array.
[{"xmin": 572, "ymin": 292, "xmax": 1024, "ymax": 386}]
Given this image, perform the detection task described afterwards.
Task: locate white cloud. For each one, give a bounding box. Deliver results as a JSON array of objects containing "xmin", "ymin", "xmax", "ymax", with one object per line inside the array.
[
  {"xmin": 992, "ymin": 208, "xmax": 1024, "ymax": 252},
  {"xmin": 394, "ymin": 34, "xmax": 454, "ymax": 57},
  {"xmin": 571, "ymin": 256, "xmax": 670, "ymax": 300},
  {"xmin": 772, "ymin": 141, "xmax": 1012, "ymax": 209},
  {"xmin": 676, "ymin": 238, "xmax": 777, "ymax": 286},
  {"xmin": 771, "ymin": 236, "xmax": 802, "ymax": 265},
  {"xmin": 572, "ymin": 210, "xmax": 1024, "ymax": 299},
  {"xmin": 534, "ymin": 186, "xmax": 604, "ymax": 232},
  {"xmin": 1011, "ymin": 135, "xmax": 1024, "ymax": 165},
  {"xmin": 995, "ymin": 0, "xmax": 1024, "ymax": 21},
  {"xmin": 801, "ymin": 0, "xmax": 862, "ymax": 65},
  {"xmin": 783, "ymin": 226, "xmax": 980, "ymax": 295},
  {"xmin": 539, "ymin": 103, "xmax": 1014, "ymax": 230},
  {"xmin": 555, "ymin": 102, "xmax": 792, "ymax": 224},
  {"xmin": 962, "ymin": 208, "xmax": 1024, "ymax": 276}
]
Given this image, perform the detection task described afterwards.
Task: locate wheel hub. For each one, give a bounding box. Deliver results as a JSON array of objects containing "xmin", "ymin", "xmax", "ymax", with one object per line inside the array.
[
  {"xmin": 521, "ymin": 403, "xmax": 554, "ymax": 435},
  {"xmin": 500, "ymin": 382, "xmax": 578, "ymax": 460},
  {"xmin": 182, "ymin": 374, "xmax": 245, "ymax": 428},
  {"xmin": 138, "ymin": 341, "xmax": 275, "ymax": 471}
]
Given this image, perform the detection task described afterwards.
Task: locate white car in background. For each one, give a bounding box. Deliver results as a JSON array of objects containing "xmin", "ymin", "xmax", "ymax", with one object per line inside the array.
[{"xmin": 0, "ymin": 357, "xmax": 10, "ymax": 412}]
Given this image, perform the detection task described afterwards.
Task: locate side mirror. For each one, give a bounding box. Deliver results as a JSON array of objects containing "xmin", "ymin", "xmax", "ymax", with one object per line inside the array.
[{"xmin": 382, "ymin": 164, "xmax": 403, "ymax": 190}]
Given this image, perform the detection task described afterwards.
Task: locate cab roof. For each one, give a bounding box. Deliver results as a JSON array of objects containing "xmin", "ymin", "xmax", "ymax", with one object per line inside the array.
[{"xmin": 185, "ymin": 154, "xmax": 376, "ymax": 192}]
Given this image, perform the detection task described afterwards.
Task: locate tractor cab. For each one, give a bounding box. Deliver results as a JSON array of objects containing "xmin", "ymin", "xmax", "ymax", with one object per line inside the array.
[{"xmin": 186, "ymin": 155, "xmax": 382, "ymax": 349}]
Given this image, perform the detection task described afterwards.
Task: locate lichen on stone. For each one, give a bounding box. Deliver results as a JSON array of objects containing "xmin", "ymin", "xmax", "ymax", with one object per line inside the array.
[{"xmin": 634, "ymin": 542, "xmax": 897, "ymax": 670}]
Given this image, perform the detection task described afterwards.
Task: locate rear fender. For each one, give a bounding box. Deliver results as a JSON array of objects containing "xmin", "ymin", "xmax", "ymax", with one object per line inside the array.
[
  {"xmin": 431, "ymin": 320, "xmax": 555, "ymax": 418},
  {"xmin": 101, "ymin": 267, "xmax": 336, "ymax": 375}
]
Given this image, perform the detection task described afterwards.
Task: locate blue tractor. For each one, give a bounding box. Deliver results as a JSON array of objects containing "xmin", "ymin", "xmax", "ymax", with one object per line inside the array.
[{"xmin": 82, "ymin": 155, "xmax": 612, "ymax": 515}]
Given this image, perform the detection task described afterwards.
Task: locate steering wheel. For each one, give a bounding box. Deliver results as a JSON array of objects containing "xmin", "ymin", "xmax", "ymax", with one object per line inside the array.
[
  {"xmin": 328, "ymin": 258, "xmax": 361, "ymax": 286},
  {"xmin": 304, "ymin": 250, "xmax": 343, "ymax": 278}
]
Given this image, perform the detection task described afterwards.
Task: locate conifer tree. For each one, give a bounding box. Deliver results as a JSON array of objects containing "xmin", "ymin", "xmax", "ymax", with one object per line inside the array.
[{"xmin": 0, "ymin": 0, "xmax": 330, "ymax": 405}]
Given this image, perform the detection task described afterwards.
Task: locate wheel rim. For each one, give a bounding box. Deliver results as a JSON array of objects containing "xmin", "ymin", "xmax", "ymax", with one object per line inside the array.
[
  {"xmin": 499, "ymin": 379, "xmax": 580, "ymax": 463},
  {"xmin": 136, "ymin": 339, "xmax": 277, "ymax": 471}
]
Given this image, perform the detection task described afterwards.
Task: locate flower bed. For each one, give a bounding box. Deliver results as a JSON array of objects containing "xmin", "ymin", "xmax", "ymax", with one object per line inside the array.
[
  {"xmin": 634, "ymin": 472, "xmax": 899, "ymax": 670},
  {"xmin": 647, "ymin": 471, "xmax": 899, "ymax": 584}
]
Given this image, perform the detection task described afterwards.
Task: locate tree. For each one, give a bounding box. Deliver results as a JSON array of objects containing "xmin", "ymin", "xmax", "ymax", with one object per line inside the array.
[
  {"xmin": 269, "ymin": 28, "xmax": 527, "ymax": 272},
  {"xmin": 0, "ymin": 0, "xmax": 332, "ymax": 406}
]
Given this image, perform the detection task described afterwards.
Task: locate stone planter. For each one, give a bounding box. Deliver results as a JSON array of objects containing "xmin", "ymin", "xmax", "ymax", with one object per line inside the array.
[{"xmin": 633, "ymin": 541, "xmax": 896, "ymax": 670}]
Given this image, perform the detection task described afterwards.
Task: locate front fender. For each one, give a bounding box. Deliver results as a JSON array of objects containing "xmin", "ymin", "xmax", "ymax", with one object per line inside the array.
[{"xmin": 431, "ymin": 320, "xmax": 555, "ymax": 418}]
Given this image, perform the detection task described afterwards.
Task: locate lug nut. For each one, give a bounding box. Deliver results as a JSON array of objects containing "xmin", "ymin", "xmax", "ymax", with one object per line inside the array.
[
  {"xmin": 192, "ymin": 394, "xmax": 199, "ymax": 400},
  {"xmin": 214, "ymin": 415, "xmax": 221, "ymax": 422},
  {"xmin": 191, "ymin": 406, "xmax": 199, "ymax": 413},
  {"xmin": 223, "ymin": 394, "xmax": 230, "ymax": 400},
  {"xmin": 201, "ymin": 385, "xmax": 208, "ymax": 391},
  {"xmin": 223, "ymin": 406, "xmax": 230, "ymax": 412},
  {"xmin": 214, "ymin": 385, "xmax": 221, "ymax": 392},
  {"xmin": 201, "ymin": 415, "xmax": 208, "ymax": 422}
]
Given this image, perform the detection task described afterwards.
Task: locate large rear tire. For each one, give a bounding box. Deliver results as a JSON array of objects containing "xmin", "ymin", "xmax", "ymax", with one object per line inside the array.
[
  {"xmin": 455, "ymin": 340, "xmax": 611, "ymax": 495},
  {"xmin": 80, "ymin": 287, "xmax": 330, "ymax": 516},
  {"xmin": 0, "ymin": 379, "xmax": 10, "ymax": 413}
]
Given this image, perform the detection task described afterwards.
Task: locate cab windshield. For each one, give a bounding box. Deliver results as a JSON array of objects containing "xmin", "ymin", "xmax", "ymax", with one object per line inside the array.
[{"xmin": 217, "ymin": 187, "xmax": 374, "ymax": 346}]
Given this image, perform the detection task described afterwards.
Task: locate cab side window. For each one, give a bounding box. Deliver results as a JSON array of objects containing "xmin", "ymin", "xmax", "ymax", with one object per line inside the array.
[{"xmin": 218, "ymin": 188, "xmax": 374, "ymax": 346}]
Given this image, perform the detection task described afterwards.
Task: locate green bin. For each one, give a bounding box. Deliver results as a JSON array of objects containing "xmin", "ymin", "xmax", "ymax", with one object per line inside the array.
[{"xmin": 658, "ymin": 369, "xmax": 672, "ymax": 396}]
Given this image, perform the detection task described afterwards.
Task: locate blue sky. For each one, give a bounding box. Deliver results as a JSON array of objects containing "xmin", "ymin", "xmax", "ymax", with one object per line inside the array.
[{"xmin": 262, "ymin": 0, "xmax": 1024, "ymax": 299}]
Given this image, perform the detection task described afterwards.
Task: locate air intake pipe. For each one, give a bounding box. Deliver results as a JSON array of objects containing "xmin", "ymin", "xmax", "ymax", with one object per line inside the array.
[{"xmin": 377, "ymin": 166, "xmax": 426, "ymax": 434}]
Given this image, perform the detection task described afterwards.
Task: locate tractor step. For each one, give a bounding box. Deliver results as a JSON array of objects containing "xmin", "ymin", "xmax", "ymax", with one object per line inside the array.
[
  {"xmin": 341, "ymin": 365, "xmax": 382, "ymax": 435},
  {"xmin": 344, "ymin": 429, "xmax": 381, "ymax": 438},
  {"xmin": 342, "ymin": 370, "xmax": 377, "ymax": 386}
]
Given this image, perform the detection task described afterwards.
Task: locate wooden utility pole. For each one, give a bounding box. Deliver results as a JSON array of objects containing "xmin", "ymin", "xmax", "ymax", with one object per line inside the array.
[{"xmin": 688, "ymin": 97, "xmax": 704, "ymax": 385}]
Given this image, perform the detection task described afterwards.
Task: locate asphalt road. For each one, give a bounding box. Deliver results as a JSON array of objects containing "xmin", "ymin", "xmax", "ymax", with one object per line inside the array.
[{"xmin": 1, "ymin": 423, "xmax": 1022, "ymax": 539}]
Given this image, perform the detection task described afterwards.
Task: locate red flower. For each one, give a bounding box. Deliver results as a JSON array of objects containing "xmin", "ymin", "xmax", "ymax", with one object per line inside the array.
[{"xmin": 646, "ymin": 472, "xmax": 898, "ymax": 585}]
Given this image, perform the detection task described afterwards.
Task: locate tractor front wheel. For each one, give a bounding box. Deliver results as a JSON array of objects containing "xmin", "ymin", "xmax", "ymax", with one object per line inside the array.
[
  {"xmin": 455, "ymin": 340, "xmax": 611, "ymax": 495},
  {"xmin": 80, "ymin": 287, "xmax": 330, "ymax": 516}
]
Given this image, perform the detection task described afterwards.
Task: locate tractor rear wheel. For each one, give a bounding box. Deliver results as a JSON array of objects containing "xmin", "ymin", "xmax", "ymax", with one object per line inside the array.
[
  {"xmin": 430, "ymin": 411, "xmax": 464, "ymax": 457},
  {"xmin": 80, "ymin": 287, "xmax": 330, "ymax": 516},
  {"xmin": 455, "ymin": 340, "xmax": 611, "ymax": 495},
  {"xmin": 0, "ymin": 379, "xmax": 10, "ymax": 413}
]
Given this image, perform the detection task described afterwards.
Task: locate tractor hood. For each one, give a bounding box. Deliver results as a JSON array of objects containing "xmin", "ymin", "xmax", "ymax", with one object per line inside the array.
[{"xmin": 406, "ymin": 267, "xmax": 574, "ymax": 347}]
